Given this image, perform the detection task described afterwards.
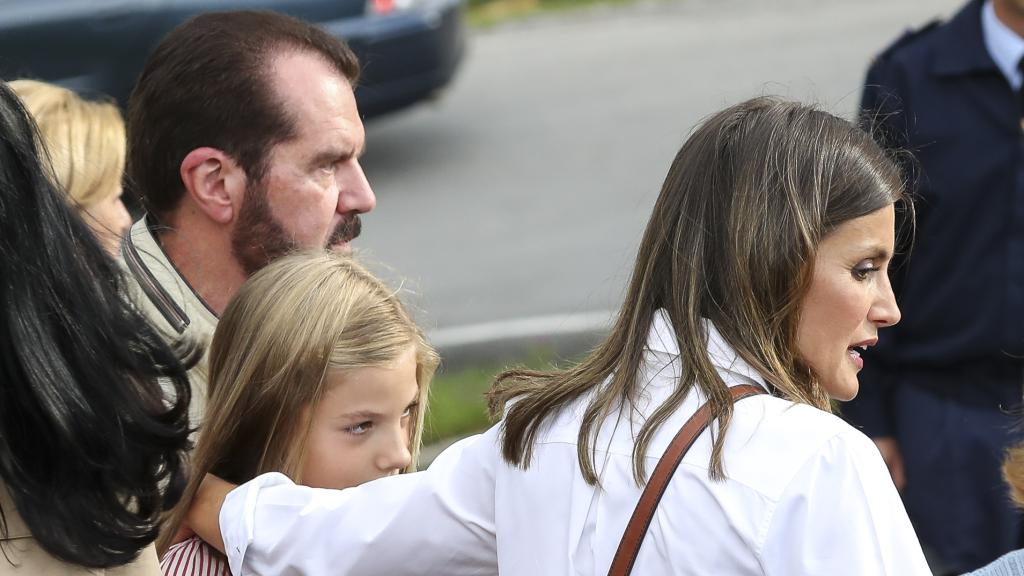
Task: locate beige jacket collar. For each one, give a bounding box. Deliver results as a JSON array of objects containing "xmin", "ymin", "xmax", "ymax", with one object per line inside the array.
[{"xmin": 121, "ymin": 216, "xmax": 218, "ymax": 335}]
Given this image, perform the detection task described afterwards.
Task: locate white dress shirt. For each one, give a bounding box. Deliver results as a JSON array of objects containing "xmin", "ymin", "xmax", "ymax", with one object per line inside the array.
[{"xmin": 221, "ymin": 310, "xmax": 930, "ymax": 575}]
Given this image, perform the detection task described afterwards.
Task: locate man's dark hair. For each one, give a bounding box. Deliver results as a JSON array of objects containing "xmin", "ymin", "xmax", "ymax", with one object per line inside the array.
[
  {"xmin": 126, "ymin": 10, "xmax": 361, "ymax": 217},
  {"xmin": 0, "ymin": 80, "xmax": 195, "ymax": 568}
]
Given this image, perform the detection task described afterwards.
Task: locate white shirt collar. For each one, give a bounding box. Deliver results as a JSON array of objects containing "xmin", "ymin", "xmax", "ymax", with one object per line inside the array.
[
  {"xmin": 982, "ymin": 0, "xmax": 1024, "ymax": 90},
  {"xmin": 646, "ymin": 308, "xmax": 770, "ymax": 392}
]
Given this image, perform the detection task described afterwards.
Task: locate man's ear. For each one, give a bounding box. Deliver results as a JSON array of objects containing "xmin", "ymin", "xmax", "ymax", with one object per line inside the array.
[{"xmin": 179, "ymin": 147, "xmax": 247, "ymax": 224}]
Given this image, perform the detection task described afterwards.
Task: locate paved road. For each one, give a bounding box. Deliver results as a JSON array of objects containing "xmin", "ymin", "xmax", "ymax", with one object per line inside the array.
[{"xmin": 358, "ymin": 0, "xmax": 962, "ymax": 351}]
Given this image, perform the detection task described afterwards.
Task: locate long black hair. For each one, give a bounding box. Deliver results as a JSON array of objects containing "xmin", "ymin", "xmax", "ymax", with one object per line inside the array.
[{"xmin": 0, "ymin": 80, "xmax": 194, "ymax": 567}]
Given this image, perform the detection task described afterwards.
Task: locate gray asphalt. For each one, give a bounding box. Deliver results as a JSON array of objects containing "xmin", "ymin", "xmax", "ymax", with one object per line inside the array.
[{"xmin": 358, "ymin": 0, "xmax": 962, "ymax": 346}]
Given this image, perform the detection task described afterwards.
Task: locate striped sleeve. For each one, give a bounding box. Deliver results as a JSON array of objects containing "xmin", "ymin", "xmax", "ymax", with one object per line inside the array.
[{"xmin": 160, "ymin": 536, "xmax": 231, "ymax": 576}]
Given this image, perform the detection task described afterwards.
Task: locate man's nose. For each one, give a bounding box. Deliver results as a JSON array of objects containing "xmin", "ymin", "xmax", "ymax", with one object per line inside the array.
[{"xmin": 337, "ymin": 160, "xmax": 375, "ymax": 215}]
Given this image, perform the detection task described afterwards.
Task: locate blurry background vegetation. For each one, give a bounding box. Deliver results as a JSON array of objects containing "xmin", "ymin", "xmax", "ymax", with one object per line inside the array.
[
  {"xmin": 422, "ymin": 346, "xmax": 589, "ymax": 446},
  {"xmin": 466, "ymin": 0, "xmax": 639, "ymax": 27}
]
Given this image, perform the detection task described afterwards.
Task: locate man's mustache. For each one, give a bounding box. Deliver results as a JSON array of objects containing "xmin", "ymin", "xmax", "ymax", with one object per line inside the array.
[{"xmin": 328, "ymin": 214, "xmax": 362, "ymax": 247}]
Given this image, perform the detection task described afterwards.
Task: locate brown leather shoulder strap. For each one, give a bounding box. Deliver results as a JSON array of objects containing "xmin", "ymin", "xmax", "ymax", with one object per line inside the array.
[{"xmin": 606, "ymin": 384, "xmax": 767, "ymax": 576}]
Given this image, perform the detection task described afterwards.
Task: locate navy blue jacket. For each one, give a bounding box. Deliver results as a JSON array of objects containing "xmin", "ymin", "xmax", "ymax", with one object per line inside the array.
[{"xmin": 846, "ymin": 0, "xmax": 1024, "ymax": 437}]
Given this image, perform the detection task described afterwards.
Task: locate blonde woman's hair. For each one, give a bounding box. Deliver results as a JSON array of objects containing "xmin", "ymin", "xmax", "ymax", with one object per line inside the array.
[
  {"xmin": 158, "ymin": 251, "xmax": 438, "ymax": 554},
  {"xmin": 9, "ymin": 79, "xmax": 126, "ymax": 207}
]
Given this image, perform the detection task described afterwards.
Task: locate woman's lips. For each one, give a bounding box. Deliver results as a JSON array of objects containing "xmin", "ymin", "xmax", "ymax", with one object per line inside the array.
[{"xmin": 847, "ymin": 347, "xmax": 864, "ymax": 370}]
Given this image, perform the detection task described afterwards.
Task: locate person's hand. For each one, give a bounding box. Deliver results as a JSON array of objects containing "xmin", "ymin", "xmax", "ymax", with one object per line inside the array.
[
  {"xmin": 873, "ymin": 436, "xmax": 906, "ymax": 491},
  {"xmin": 170, "ymin": 522, "xmax": 195, "ymax": 546},
  {"xmin": 186, "ymin": 474, "xmax": 237, "ymax": 554}
]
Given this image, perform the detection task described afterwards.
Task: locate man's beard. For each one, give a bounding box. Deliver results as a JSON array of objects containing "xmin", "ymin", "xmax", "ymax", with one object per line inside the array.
[{"xmin": 231, "ymin": 181, "xmax": 362, "ymax": 276}]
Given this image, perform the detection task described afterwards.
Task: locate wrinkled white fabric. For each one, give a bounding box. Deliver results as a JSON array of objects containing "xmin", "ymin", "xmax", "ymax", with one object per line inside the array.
[{"xmin": 222, "ymin": 310, "xmax": 930, "ymax": 575}]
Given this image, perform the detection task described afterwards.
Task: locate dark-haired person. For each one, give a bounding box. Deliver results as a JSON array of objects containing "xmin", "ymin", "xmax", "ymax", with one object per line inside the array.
[
  {"xmin": 187, "ymin": 97, "xmax": 930, "ymax": 575},
  {"xmin": 121, "ymin": 10, "xmax": 376, "ymax": 427},
  {"xmin": 0, "ymin": 80, "xmax": 193, "ymax": 574}
]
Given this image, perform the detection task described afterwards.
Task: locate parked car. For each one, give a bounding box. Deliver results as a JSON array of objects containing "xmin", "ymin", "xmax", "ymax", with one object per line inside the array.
[{"xmin": 0, "ymin": 0, "xmax": 465, "ymax": 119}]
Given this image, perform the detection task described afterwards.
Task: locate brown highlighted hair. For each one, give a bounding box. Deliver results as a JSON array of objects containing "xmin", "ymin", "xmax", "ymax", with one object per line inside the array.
[
  {"xmin": 489, "ymin": 97, "xmax": 909, "ymax": 484},
  {"xmin": 158, "ymin": 251, "xmax": 437, "ymax": 554},
  {"xmin": 126, "ymin": 10, "xmax": 360, "ymax": 217}
]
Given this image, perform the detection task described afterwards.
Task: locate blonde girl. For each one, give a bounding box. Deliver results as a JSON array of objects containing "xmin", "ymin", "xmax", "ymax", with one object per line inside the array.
[
  {"xmin": 10, "ymin": 80, "xmax": 131, "ymax": 255},
  {"xmin": 158, "ymin": 251, "xmax": 437, "ymax": 575}
]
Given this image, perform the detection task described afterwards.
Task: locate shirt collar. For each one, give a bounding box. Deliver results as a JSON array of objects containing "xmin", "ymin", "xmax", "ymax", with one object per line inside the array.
[
  {"xmin": 982, "ymin": 0, "xmax": 1024, "ymax": 89},
  {"xmin": 128, "ymin": 216, "xmax": 220, "ymax": 329},
  {"xmin": 646, "ymin": 308, "xmax": 770, "ymax": 392}
]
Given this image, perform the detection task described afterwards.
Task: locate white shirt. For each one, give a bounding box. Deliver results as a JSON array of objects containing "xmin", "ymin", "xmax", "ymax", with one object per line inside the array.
[
  {"xmin": 982, "ymin": 0, "xmax": 1024, "ymax": 91},
  {"xmin": 221, "ymin": 311, "xmax": 930, "ymax": 575}
]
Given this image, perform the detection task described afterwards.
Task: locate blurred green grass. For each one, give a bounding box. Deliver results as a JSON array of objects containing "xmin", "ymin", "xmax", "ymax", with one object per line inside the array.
[
  {"xmin": 422, "ymin": 347, "xmax": 579, "ymax": 445},
  {"xmin": 466, "ymin": 0, "xmax": 640, "ymax": 27}
]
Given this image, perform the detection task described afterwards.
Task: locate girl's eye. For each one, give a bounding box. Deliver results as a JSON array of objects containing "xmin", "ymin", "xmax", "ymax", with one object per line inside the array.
[
  {"xmin": 852, "ymin": 261, "xmax": 881, "ymax": 281},
  {"xmin": 345, "ymin": 421, "xmax": 373, "ymax": 436},
  {"xmin": 402, "ymin": 402, "xmax": 418, "ymax": 419}
]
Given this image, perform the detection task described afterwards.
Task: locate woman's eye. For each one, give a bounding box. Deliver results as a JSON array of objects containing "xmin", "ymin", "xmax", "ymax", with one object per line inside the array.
[
  {"xmin": 402, "ymin": 403, "xmax": 417, "ymax": 419},
  {"xmin": 345, "ymin": 421, "xmax": 373, "ymax": 436},
  {"xmin": 852, "ymin": 262, "xmax": 881, "ymax": 281}
]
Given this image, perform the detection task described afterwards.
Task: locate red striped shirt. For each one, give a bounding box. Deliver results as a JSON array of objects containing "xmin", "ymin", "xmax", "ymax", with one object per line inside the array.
[{"xmin": 160, "ymin": 536, "xmax": 230, "ymax": 576}]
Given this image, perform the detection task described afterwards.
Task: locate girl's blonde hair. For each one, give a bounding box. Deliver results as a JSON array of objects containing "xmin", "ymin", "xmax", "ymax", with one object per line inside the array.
[
  {"xmin": 9, "ymin": 79, "xmax": 126, "ymax": 207},
  {"xmin": 158, "ymin": 251, "xmax": 438, "ymax": 554}
]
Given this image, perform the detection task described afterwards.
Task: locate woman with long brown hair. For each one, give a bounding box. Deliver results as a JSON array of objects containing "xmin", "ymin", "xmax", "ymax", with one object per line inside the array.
[{"xmin": 189, "ymin": 97, "xmax": 930, "ymax": 575}]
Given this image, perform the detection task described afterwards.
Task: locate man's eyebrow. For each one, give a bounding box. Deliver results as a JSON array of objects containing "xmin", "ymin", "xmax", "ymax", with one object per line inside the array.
[{"xmin": 310, "ymin": 144, "xmax": 364, "ymax": 167}]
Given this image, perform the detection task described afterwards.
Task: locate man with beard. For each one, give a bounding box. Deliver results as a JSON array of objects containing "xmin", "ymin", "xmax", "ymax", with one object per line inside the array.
[{"xmin": 120, "ymin": 11, "xmax": 375, "ymax": 427}]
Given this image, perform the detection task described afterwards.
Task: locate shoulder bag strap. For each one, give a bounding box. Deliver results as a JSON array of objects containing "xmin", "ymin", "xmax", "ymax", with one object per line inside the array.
[{"xmin": 606, "ymin": 384, "xmax": 767, "ymax": 576}]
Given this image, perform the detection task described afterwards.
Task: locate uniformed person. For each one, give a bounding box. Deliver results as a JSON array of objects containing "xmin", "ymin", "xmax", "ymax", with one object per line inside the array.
[{"xmin": 844, "ymin": 0, "xmax": 1024, "ymax": 572}]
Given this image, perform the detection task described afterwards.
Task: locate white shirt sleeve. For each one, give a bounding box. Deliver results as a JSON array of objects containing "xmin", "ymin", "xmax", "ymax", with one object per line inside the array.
[
  {"xmin": 222, "ymin": 427, "xmax": 500, "ymax": 576},
  {"xmin": 759, "ymin": 430, "xmax": 931, "ymax": 576}
]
